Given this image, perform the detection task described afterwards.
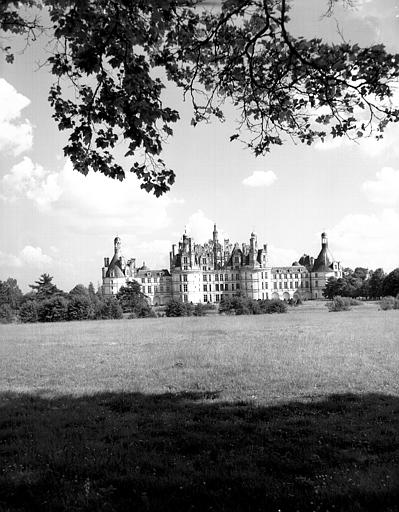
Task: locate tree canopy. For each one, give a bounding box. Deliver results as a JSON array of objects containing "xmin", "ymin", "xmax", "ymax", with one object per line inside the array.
[{"xmin": 2, "ymin": 0, "xmax": 399, "ymax": 194}]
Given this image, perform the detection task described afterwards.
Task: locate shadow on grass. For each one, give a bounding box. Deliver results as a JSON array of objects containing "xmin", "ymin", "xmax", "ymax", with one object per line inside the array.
[{"xmin": 1, "ymin": 391, "xmax": 399, "ymax": 511}]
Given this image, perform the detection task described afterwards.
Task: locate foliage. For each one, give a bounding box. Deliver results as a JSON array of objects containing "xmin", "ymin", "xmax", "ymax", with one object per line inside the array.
[
  {"xmin": 97, "ymin": 297, "xmax": 123, "ymax": 320},
  {"xmin": 117, "ymin": 281, "xmax": 154, "ymax": 318},
  {"xmin": 368, "ymin": 268, "xmax": 385, "ymax": 299},
  {"xmin": 219, "ymin": 295, "xmax": 287, "ymax": 315},
  {"xmin": 193, "ymin": 303, "xmax": 208, "ymax": 316},
  {"xmin": 0, "ymin": 278, "xmax": 23, "ymax": 310},
  {"xmin": 382, "ymin": 268, "xmax": 399, "ymax": 298},
  {"xmin": 69, "ymin": 284, "xmax": 90, "ymax": 298},
  {"xmin": 29, "ymin": 273, "xmax": 64, "ymax": 301},
  {"xmin": 67, "ymin": 295, "xmax": 94, "ymax": 321},
  {"xmin": 2, "ymin": 0, "xmax": 399, "ymax": 193},
  {"xmin": 19, "ymin": 300, "xmax": 39, "ymax": 323},
  {"xmin": 165, "ymin": 299, "xmax": 194, "ymax": 317},
  {"xmin": 326, "ymin": 296, "xmax": 352, "ymax": 312},
  {"xmin": 379, "ymin": 296, "xmax": 399, "ymax": 311},
  {"xmin": 0, "ymin": 303, "xmax": 14, "ymax": 324},
  {"xmin": 37, "ymin": 296, "xmax": 69, "ymax": 322}
]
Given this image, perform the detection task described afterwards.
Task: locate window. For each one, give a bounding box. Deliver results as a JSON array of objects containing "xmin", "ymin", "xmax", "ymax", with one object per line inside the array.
[
  {"xmin": 203, "ymin": 274, "xmax": 207, "ymax": 281},
  {"xmin": 216, "ymin": 284, "xmax": 219, "ymax": 291},
  {"xmin": 295, "ymin": 281, "xmax": 298, "ymax": 288},
  {"xmin": 203, "ymin": 294, "xmax": 208, "ymax": 302},
  {"xmin": 315, "ymin": 281, "xmax": 319, "ymax": 288},
  {"xmin": 220, "ymin": 274, "xmax": 223, "ymax": 281},
  {"xmin": 183, "ymin": 295, "xmax": 188, "ymax": 302},
  {"xmin": 236, "ymin": 283, "xmax": 240, "ymax": 289},
  {"xmin": 262, "ymin": 282, "xmax": 264, "ymax": 289},
  {"xmin": 225, "ymin": 274, "xmax": 228, "ymax": 281},
  {"xmin": 220, "ymin": 284, "xmax": 224, "ymax": 291},
  {"xmin": 148, "ymin": 286, "xmax": 152, "ymax": 293},
  {"xmin": 183, "ymin": 284, "xmax": 188, "ymax": 292},
  {"xmin": 236, "ymin": 274, "xmax": 239, "ymax": 280},
  {"xmin": 289, "ymin": 282, "xmax": 293, "ymax": 289},
  {"xmin": 225, "ymin": 283, "xmax": 228, "ymax": 291},
  {"xmin": 203, "ymin": 284, "xmax": 207, "ymax": 292},
  {"xmin": 232, "ymin": 283, "xmax": 235, "ymax": 291},
  {"xmin": 141, "ymin": 278, "xmax": 145, "ymax": 283},
  {"xmin": 306, "ymin": 281, "xmax": 309, "ymax": 287},
  {"xmin": 183, "ymin": 274, "xmax": 187, "ymax": 282},
  {"xmin": 264, "ymin": 272, "xmax": 268, "ymax": 279},
  {"xmin": 183, "ymin": 266, "xmax": 188, "ymax": 270},
  {"xmin": 279, "ymin": 282, "xmax": 282, "ymax": 289},
  {"xmin": 216, "ymin": 294, "xmax": 220, "ymax": 302},
  {"xmin": 202, "ymin": 258, "xmax": 207, "ymax": 264},
  {"xmin": 160, "ymin": 285, "xmax": 164, "ymax": 292},
  {"xmin": 265, "ymin": 283, "xmax": 268, "ymax": 289},
  {"xmin": 315, "ymin": 273, "xmax": 318, "ymax": 278},
  {"xmin": 183, "ymin": 257, "xmax": 188, "ymax": 264},
  {"xmin": 274, "ymin": 282, "xmax": 277, "ymax": 289},
  {"xmin": 179, "ymin": 285, "xmax": 182, "ymax": 292},
  {"xmin": 203, "ymin": 266, "xmax": 207, "ymax": 271}
]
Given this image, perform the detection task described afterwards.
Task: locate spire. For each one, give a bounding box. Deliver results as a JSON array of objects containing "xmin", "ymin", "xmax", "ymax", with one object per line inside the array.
[{"xmin": 213, "ymin": 223, "xmax": 218, "ymax": 242}]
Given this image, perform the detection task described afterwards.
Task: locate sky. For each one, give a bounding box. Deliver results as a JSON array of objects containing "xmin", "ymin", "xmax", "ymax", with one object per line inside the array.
[{"xmin": 0, "ymin": 0, "xmax": 399, "ymax": 292}]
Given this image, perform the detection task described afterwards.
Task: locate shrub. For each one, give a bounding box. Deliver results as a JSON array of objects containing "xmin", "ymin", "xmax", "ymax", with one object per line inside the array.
[
  {"xmin": 38, "ymin": 296, "xmax": 69, "ymax": 322},
  {"xmin": 98, "ymin": 297, "xmax": 123, "ymax": 319},
  {"xmin": 193, "ymin": 303, "xmax": 208, "ymax": 316},
  {"xmin": 165, "ymin": 300, "xmax": 194, "ymax": 317},
  {"xmin": 379, "ymin": 296, "xmax": 399, "ymax": 311},
  {"xmin": 265, "ymin": 299, "xmax": 288, "ymax": 314},
  {"xmin": 326, "ymin": 296, "xmax": 352, "ymax": 312},
  {"xmin": 67, "ymin": 295, "xmax": 94, "ymax": 321},
  {"xmin": 0, "ymin": 304, "xmax": 14, "ymax": 324},
  {"xmin": 19, "ymin": 301, "xmax": 38, "ymax": 323}
]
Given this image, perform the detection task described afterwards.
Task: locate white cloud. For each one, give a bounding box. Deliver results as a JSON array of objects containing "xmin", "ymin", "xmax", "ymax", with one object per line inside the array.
[
  {"xmin": 328, "ymin": 208, "xmax": 399, "ymax": 271},
  {"xmin": 135, "ymin": 239, "xmax": 172, "ymax": 268},
  {"xmin": 362, "ymin": 167, "xmax": 399, "ymax": 206},
  {"xmin": 267, "ymin": 245, "xmax": 300, "ymax": 267},
  {"xmin": 0, "ymin": 79, "xmax": 33, "ymax": 155},
  {"xmin": 1, "ymin": 157, "xmax": 62, "ymax": 208},
  {"xmin": 0, "ymin": 246, "xmax": 52, "ymax": 268},
  {"xmin": 1, "ymin": 158, "xmax": 183, "ymax": 233},
  {"xmin": 185, "ymin": 210, "xmax": 228, "ymax": 243},
  {"xmin": 242, "ymin": 170, "xmax": 277, "ymax": 188}
]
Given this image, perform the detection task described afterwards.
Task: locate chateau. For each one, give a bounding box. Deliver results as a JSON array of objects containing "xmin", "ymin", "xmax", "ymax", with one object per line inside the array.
[{"xmin": 102, "ymin": 226, "xmax": 342, "ymax": 304}]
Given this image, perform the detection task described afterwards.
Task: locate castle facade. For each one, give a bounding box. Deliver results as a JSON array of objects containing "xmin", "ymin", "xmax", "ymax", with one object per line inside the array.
[{"xmin": 102, "ymin": 226, "xmax": 342, "ymax": 304}]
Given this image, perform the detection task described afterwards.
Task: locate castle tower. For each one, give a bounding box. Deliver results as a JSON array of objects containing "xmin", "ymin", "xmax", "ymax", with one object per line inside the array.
[{"xmin": 312, "ymin": 232, "xmax": 333, "ymax": 272}]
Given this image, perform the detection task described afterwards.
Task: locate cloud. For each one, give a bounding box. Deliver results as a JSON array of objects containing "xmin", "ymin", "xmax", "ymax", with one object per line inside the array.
[
  {"xmin": 1, "ymin": 158, "xmax": 183, "ymax": 233},
  {"xmin": 328, "ymin": 208, "xmax": 399, "ymax": 272},
  {"xmin": 1, "ymin": 157, "xmax": 62, "ymax": 208},
  {"xmin": 0, "ymin": 79, "xmax": 33, "ymax": 155},
  {"xmin": 0, "ymin": 246, "xmax": 52, "ymax": 268},
  {"xmin": 186, "ymin": 210, "xmax": 228, "ymax": 243},
  {"xmin": 267, "ymin": 245, "xmax": 300, "ymax": 267},
  {"xmin": 242, "ymin": 170, "xmax": 277, "ymax": 188},
  {"xmin": 362, "ymin": 167, "xmax": 399, "ymax": 206}
]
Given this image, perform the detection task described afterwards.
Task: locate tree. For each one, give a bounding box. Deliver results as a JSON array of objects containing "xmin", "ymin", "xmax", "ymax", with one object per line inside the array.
[
  {"xmin": 19, "ymin": 301, "xmax": 39, "ymax": 323},
  {"xmin": 69, "ymin": 284, "xmax": 89, "ymax": 297},
  {"xmin": 323, "ymin": 277, "xmax": 348, "ymax": 299},
  {"xmin": 0, "ymin": 278, "xmax": 23, "ymax": 310},
  {"xmin": 368, "ymin": 268, "xmax": 385, "ymax": 299},
  {"xmin": 2, "ymin": 1, "xmax": 398, "ymax": 194},
  {"xmin": 37, "ymin": 296, "xmax": 69, "ymax": 322},
  {"xmin": 67, "ymin": 295, "xmax": 94, "ymax": 320},
  {"xmin": 116, "ymin": 281, "xmax": 154, "ymax": 317},
  {"xmin": 98, "ymin": 297, "xmax": 123, "ymax": 319},
  {"xmin": 382, "ymin": 268, "xmax": 399, "ymax": 298},
  {"xmin": 29, "ymin": 273, "xmax": 63, "ymax": 301}
]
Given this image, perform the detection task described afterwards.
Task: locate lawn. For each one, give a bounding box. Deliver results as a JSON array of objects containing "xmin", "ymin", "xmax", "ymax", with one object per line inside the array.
[{"xmin": 0, "ymin": 302, "xmax": 398, "ymax": 511}]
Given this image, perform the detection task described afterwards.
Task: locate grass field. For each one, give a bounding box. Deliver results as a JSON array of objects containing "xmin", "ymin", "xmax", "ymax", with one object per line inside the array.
[{"xmin": 1, "ymin": 301, "xmax": 399, "ymax": 511}]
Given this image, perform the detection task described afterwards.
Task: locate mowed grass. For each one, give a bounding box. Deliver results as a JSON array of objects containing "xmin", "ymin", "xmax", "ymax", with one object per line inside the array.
[{"xmin": 0, "ymin": 302, "xmax": 399, "ymax": 511}]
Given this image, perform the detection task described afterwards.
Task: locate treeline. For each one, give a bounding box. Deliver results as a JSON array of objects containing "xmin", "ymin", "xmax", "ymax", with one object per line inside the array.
[
  {"xmin": 323, "ymin": 267, "xmax": 399, "ymax": 300},
  {"xmin": 0, "ymin": 275, "xmax": 158, "ymax": 324}
]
